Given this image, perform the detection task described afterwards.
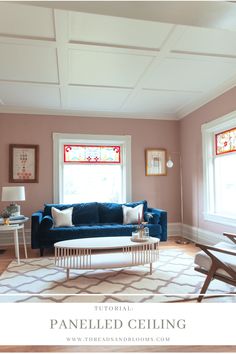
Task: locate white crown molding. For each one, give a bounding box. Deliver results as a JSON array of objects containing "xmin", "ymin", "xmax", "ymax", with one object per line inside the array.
[
  {"xmin": 0, "ymin": 106, "xmax": 177, "ymax": 120},
  {"xmin": 177, "ymin": 80, "xmax": 236, "ymax": 119}
]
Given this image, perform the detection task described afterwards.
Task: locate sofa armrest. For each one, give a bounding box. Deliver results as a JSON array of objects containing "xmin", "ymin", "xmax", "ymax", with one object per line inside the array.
[
  {"xmin": 147, "ymin": 207, "xmax": 167, "ymax": 241},
  {"xmin": 39, "ymin": 215, "xmax": 54, "ymax": 231},
  {"xmin": 31, "ymin": 210, "xmax": 43, "ymax": 249}
]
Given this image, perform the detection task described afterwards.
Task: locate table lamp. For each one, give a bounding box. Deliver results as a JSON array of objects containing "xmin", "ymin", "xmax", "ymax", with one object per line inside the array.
[{"xmin": 1, "ymin": 186, "xmax": 25, "ymax": 216}]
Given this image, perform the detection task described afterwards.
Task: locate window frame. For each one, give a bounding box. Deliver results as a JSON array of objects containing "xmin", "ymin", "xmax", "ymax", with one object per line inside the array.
[
  {"xmin": 53, "ymin": 133, "xmax": 132, "ymax": 204},
  {"xmin": 202, "ymin": 110, "xmax": 236, "ymax": 227}
]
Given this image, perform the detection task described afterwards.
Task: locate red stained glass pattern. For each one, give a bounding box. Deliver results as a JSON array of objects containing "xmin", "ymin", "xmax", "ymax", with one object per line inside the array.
[
  {"xmin": 215, "ymin": 128, "xmax": 236, "ymax": 155},
  {"xmin": 64, "ymin": 145, "xmax": 120, "ymax": 163}
]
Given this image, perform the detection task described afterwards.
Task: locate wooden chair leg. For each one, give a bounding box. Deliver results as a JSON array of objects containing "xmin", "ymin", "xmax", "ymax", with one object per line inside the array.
[{"xmin": 198, "ymin": 265, "xmax": 217, "ymax": 302}]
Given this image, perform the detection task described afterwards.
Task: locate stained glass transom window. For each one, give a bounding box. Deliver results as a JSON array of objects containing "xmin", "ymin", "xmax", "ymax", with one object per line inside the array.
[
  {"xmin": 64, "ymin": 145, "xmax": 120, "ymax": 163},
  {"xmin": 215, "ymin": 128, "xmax": 236, "ymax": 155}
]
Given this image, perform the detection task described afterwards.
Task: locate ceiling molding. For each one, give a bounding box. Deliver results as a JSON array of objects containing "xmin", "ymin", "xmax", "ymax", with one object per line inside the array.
[
  {"xmin": 21, "ymin": 1, "xmax": 236, "ymax": 31},
  {"xmin": 0, "ymin": 105, "xmax": 177, "ymax": 120}
]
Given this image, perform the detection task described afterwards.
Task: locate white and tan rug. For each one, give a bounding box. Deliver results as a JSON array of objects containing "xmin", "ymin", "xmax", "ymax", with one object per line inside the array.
[{"xmin": 0, "ymin": 248, "xmax": 235, "ymax": 302}]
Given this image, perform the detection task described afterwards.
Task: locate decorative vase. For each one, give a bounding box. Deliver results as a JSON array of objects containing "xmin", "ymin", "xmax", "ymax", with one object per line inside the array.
[{"xmin": 3, "ymin": 218, "xmax": 10, "ymax": 225}]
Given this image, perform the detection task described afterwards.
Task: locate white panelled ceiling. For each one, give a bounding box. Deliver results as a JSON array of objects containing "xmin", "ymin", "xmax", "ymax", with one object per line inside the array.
[{"xmin": 0, "ymin": 1, "xmax": 236, "ymax": 120}]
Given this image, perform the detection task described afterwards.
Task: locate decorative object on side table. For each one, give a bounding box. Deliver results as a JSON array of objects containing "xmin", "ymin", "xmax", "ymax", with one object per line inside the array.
[
  {"xmin": 1, "ymin": 186, "xmax": 25, "ymax": 216},
  {"xmin": 0, "ymin": 210, "xmax": 11, "ymax": 225}
]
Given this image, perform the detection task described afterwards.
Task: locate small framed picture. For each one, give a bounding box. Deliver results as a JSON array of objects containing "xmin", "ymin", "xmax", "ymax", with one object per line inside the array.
[
  {"xmin": 9, "ymin": 144, "xmax": 39, "ymax": 183},
  {"xmin": 145, "ymin": 148, "xmax": 167, "ymax": 176}
]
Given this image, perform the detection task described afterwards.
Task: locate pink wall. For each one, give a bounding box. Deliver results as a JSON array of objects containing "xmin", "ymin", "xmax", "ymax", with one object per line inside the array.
[
  {"xmin": 181, "ymin": 87, "xmax": 236, "ymax": 234},
  {"xmin": 0, "ymin": 113, "xmax": 181, "ymax": 223}
]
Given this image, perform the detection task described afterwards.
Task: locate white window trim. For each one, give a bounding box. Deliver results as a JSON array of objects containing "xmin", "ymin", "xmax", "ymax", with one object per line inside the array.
[
  {"xmin": 202, "ymin": 110, "xmax": 236, "ymax": 227},
  {"xmin": 53, "ymin": 133, "xmax": 132, "ymax": 204}
]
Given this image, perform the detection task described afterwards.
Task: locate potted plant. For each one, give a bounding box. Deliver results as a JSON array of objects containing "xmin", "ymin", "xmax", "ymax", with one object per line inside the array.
[{"xmin": 0, "ymin": 210, "xmax": 11, "ymax": 225}]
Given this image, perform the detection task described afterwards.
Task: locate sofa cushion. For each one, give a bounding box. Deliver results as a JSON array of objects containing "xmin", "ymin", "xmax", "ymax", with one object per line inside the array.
[
  {"xmin": 44, "ymin": 203, "xmax": 99, "ymax": 225},
  {"xmin": 125, "ymin": 200, "xmax": 148, "ymax": 213},
  {"xmin": 72, "ymin": 202, "xmax": 99, "ymax": 225},
  {"xmin": 99, "ymin": 203, "xmax": 123, "ymax": 224},
  {"xmin": 52, "ymin": 207, "xmax": 74, "ymax": 227},
  {"xmin": 44, "ymin": 204, "xmax": 73, "ymax": 216},
  {"xmin": 122, "ymin": 204, "xmax": 143, "ymax": 224}
]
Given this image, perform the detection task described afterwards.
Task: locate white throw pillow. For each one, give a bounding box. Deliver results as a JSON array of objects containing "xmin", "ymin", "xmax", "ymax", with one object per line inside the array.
[
  {"xmin": 51, "ymin": 207, "xmax": 74, "ymax": 227},
  {"xmin": 122, "ymin": 204, "xmax": 143, "ymax": 224}
]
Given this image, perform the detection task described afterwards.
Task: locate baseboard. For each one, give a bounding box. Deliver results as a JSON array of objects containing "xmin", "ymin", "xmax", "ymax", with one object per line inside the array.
[
  {"xmin": 168, "ymin": 223, "xmax": 228, "ymax": 245},
  {"xmin": 182, "ymin": 224, "xmax": 228, "ymax": 245},
  {"xmin": 0, "ymin": 224, "xmax": 226, "ymax": 247},
  {"xmin": 168, "ymin": 223, "xmax": 182, "ymax": 237},
  {"xmin": 0, "ymin": 228, "xmax": 31, "ymax": 246}
]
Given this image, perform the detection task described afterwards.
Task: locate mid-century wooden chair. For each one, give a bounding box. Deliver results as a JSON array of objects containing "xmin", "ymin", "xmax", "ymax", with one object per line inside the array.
[{"xmin": 194, "ymin": 232, "xmax": 236, "ymax": 302}]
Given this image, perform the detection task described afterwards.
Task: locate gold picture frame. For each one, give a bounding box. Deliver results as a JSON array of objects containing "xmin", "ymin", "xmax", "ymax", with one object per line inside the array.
[
  {"xmin": 9, "ymin": 144, "xmax": 39, "ymax": 183},
  {"xmin": 145, "ymin": 148, "xmax": 167, "ymax": 176}
]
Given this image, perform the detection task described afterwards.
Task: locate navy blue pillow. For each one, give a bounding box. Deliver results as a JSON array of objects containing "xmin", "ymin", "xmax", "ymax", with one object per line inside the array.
[
  {"xmin": 72, "ymin": 203, "xmax": 99, "ymax": 225},
  {"xmin": 99, "ymin": 203, "xmax": 123, "ymax": 223}
]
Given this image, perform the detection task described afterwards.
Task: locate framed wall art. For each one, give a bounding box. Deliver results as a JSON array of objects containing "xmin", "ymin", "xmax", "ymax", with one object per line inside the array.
[
  {"xmin": 145, "ymin": 148, "xmax": 167, "ymax": 176},
  {"xmin": 9, "ymin": 144, "xmax": 39, "ymax": 183}
]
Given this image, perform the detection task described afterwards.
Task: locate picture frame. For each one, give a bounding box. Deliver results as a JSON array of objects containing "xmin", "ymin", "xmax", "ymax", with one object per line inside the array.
[
  {"xmin": 9, "ymin": 144, "xmax": 39, "ymax": 183},
  {"xmin": 145, "ymin": 148, "xmax": 167, "ymax": 176}
]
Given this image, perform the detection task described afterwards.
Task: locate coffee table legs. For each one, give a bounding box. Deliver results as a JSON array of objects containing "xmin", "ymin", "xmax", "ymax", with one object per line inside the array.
[
  {"xmin": 150, "ymin": 263, "xmax": 152, "ymax": 275},
  {"xmin": 67, "ymin": 269, "xmax": 70, "ymax": 280}
]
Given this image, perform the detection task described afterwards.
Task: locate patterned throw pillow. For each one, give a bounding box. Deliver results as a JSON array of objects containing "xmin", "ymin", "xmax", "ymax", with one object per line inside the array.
[
  {"xmin": 122, "ymin": 204, "xmax": 143, "ymax": 224},
  {"xmin": 51, "ymin": 207, "xmax": 74, "ymax": 227}
]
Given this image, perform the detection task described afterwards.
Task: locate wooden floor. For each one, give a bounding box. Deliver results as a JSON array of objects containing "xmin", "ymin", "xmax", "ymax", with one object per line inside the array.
[{"xmin": 0, "ymin": 238, "xmax": 235, "ymax": 353}]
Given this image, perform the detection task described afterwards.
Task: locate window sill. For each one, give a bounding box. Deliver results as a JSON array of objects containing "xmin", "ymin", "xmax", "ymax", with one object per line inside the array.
[{"xmin": 204, "ymin": 213, "xmax": 236, "ymax": 228}]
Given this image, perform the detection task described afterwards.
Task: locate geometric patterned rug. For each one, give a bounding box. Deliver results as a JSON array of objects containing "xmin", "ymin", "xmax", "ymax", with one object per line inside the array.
[{"xmin": 0, "ymin": 248, "xmax": 235, "ymax": 303}]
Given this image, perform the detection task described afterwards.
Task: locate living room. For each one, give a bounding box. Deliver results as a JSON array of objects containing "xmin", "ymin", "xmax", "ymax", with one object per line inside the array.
[{"xmin": 0, "ymin": 1, "xmax": 236, "ymax": 304}]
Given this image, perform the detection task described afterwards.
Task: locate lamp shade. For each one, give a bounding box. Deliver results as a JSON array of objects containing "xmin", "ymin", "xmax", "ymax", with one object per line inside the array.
[{"xmin": 1, "ymin": 186, "xmax": 25, "ymax": 202}]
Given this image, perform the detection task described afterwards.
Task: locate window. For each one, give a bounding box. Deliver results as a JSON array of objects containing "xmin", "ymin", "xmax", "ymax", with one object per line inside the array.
[
  {"xmin": 53, "ymin": 134, "xmax": 131, "ymax": 204},
  {"xmin": 202, "ymin": 111, "xmax": 236, "ymax": 226}
]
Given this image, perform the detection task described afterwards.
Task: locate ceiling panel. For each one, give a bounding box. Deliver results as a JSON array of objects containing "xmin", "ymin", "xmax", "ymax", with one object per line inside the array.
[
  {"xmin": 143, "ymin": 56, "xmax": 236, "ymax": 91},
  {"xmin": 122, "ymin": 89, "xmax": 202, "ymax": 115},
  {"xmin": 69, "ymin": 49, "xmax": 153, "ymax": 87},
  {"xmin": 69, "ymin": 11, "xmax": 173, "ymax": 49},
  {"xmin": 68, "ymin": 86, "xmax": 131, "ymax": 111},
  {"xmin": 0, "ymin": 2, "xmax": 55, "ymax": 39},
  {"xmin": 0, "ymin": 2, "xmax": 236, "ymax": 119},
  {"xmin": 0, "ymin": 43, "xmax": 59, "ymax": 83},
  {"xmin": 0, "ymin": 83, "xmax": 61, "ymax": 108},
  {"xmin": 172, "ymin": 27, "xmax": 236, "ymax": 56}
]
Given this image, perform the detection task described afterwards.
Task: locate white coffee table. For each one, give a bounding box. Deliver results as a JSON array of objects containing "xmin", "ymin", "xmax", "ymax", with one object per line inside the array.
[{"xmin": 54, "ymin": 236, "xmax": 160, "ymax": 280}]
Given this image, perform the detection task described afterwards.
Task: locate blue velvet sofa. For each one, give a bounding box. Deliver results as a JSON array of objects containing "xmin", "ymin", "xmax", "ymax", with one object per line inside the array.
[{"xmin": 31, "ymin": 200, "xmax": 167, "ymax": 256}]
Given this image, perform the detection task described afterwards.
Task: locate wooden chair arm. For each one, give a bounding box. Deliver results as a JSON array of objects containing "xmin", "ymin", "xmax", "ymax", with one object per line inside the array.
[
  {"xmin": 196, "ymin": 243, "xmax": 236, "ymax": 257},
  {"xmin": 223, "ymin": 233, "xmax": 236, "ymax": 244}
]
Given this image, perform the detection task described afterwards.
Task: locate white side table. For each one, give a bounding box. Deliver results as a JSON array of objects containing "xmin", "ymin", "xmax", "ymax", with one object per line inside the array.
[{"xmin": 0, "ymin": 217, "xmax": 29, "ymax": 264}]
